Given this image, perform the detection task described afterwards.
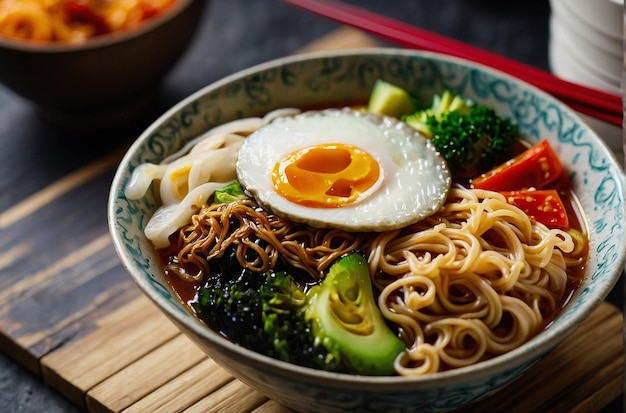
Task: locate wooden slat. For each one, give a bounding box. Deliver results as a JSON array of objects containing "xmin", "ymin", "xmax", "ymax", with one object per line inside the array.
[
  {"xmin": 183, "ymin": 379, "xmax": 269, "ymax": 413},
  {"xmin": 552, "ymin": 357, "xmax": 624, "ymax": 413},
  {"xmin": 86, "ymin": 334, "xmax": 209, "ymax": 413},
  {"xmin": 252, "ymin": 400, "xmax": 294, "ymax": 413},
  {"xmin": 122, "ymin": 358, "xmax": 234, "ymax": 412},
  {"xmin": 0, "ymin": 239, "xmax": 136, "ymax": 375},
  {"xmin": 41, "ymin": 294, "xmax": 181, "ymax": 408}
]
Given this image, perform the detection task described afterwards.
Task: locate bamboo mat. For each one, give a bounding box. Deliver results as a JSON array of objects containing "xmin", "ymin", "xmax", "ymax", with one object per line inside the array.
[{"xmin": 0, "ymin": 27, "xmax": 623, "ymax": 413}]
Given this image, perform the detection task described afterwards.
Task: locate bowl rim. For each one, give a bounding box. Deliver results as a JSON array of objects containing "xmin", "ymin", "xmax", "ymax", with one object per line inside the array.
[
  {"xmin": 0, "ymin": 0, "xmax": 199, "ymax": 52},
  {"xmin": 108, "ymin": 47, "xmax": 626, "ymax": 387}
]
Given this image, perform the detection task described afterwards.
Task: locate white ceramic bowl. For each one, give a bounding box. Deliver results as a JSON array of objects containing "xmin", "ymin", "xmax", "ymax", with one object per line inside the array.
[{"xmin": 108, "ymin": 49, "xmax": 626, "ymax": 413}]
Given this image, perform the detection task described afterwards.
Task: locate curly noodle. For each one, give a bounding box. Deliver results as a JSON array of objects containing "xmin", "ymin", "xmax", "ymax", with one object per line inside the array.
[
  {"xmin": 172, "ymin": 198, "xmax": 371, "ymax": 279},
  {"xmin": 166, "ymin": 186, "xmax": 585, "ymax": 376}
]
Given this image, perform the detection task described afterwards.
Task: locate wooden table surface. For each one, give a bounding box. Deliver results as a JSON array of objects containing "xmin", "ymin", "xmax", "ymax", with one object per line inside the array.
[{"xmin": 0, "ymin": 1, "xmax": 623, "ymax": 412}]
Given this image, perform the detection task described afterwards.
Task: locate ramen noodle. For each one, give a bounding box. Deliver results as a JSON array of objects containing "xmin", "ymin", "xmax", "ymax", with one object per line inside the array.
[{"xmin": 0, "ymin": 0, "xmax": 176, "ymax": 43}]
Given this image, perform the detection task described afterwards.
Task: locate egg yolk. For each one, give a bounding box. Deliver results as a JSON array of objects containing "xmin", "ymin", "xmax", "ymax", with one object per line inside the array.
[{"xmin": 272, "ymin": 143, "xmax": 381, "ymax": 208}]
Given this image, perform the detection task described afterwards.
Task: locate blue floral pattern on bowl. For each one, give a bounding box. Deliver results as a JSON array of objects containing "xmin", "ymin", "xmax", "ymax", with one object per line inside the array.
[{"xmin": 108, "ymin": 49, "xmax": 626, "ymax": 413}]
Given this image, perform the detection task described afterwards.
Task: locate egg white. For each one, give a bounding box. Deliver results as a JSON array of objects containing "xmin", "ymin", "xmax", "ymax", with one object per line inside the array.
[{"xmin": 236, "ymin": 108, "xmax": 451, "ymax": 231}]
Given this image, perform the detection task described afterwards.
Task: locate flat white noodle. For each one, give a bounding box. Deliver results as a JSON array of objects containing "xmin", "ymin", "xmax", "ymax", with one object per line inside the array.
[
  {"xmin": 145, "ymin": 181, "xmax": 232, "ymax": 248},
  {"xmin": 158, "ymin": 135, "xmax": 244, "ymax": 206},
  {"xmin": 126, "ymin": 108, "xmax": 301, "ymax": 248},
  {"xmin": 161, "ymin": 108, "xmax": 301, "ymax": 164},
  {"xmin": 125, "ymin": 163, "xmax": 169, "ymax": 200}
]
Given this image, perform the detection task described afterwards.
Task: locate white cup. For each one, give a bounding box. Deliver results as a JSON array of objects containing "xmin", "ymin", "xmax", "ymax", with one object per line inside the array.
[{"xmin": 549, "ymin": 0, "xmax": 624, "ymax": 159}]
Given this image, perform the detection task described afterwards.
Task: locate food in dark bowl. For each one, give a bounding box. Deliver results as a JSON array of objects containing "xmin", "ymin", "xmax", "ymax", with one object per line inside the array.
[
  {"xmin": 0, "ymin": 0, "xmax": 179, "ymax": 43},
  {"xmin": 0, "ymin": 0, "xmax": 206, "ymax": 129},
  {"xmin": 108, "ymin": 49, "xmax": 626, "ymax": 412}
]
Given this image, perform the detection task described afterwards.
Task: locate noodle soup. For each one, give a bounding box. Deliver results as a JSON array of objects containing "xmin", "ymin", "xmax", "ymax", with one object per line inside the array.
[
  {"xmin": 126, "ymin": 96, "xmax": 589, "ymax": 376},
  {"xmin": 0, "ymin": 0, "xmax": 178, "ymax": 44}
]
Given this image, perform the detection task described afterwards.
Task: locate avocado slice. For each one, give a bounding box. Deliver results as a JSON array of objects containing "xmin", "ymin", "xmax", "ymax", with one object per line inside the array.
[{"xmin": 367, "ymin": 79, "xmax": 416, "ymax": 118}]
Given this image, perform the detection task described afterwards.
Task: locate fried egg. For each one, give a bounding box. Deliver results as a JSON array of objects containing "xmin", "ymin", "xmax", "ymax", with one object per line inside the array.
[{"xmin": 236, "ymin": 108, "xmax": 451, "ymax": 231}]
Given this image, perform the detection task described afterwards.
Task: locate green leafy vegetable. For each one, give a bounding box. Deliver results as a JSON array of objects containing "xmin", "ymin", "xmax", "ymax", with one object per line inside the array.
[{"xmin": 213, "ymin": 181, "xmax": 248, "ymax": 204}]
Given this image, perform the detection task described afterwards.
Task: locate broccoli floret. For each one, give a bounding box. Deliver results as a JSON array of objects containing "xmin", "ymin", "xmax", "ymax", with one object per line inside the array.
[
  {"xmin": 403, "ymin": 90, "xmax": 472, "ymax": 137},
  {"xmin": 429, "ymin": 104, "xmax": 519, "ymax": 181},
  {"xmin": 193, "ymin": 251, "xmax": 405, "ymax": 375},
  {"xmin": 194, "ymin": 265, "xmax": 339, "ymax": 370},
  {"xmin": 306, "ymin": 253, "xmax": 405, "ymax": 375},
  {"xmin": 403, "ymin": 91, "xmax": 519, "ymax": 181}
]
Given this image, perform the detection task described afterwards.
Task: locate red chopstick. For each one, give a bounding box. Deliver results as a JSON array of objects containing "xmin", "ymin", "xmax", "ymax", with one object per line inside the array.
[{"xmin": 283, "ymin": 0, "xmax": 623, "ymax": 127}]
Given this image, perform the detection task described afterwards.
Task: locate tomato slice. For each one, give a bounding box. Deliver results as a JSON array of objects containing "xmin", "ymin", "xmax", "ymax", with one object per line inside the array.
[
  {"xmin": 472, "ymin": 139, "xmax": 563, "ymax": 191},
  {"xmin": 501, "ymin": 189, "xmax": 569, "ymax": 229}
]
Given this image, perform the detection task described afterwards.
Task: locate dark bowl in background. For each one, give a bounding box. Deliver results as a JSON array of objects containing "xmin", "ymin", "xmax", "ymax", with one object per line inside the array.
[{"xmin": 0, "ymin": 0, "xmax": 207, "ymax": 129}]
